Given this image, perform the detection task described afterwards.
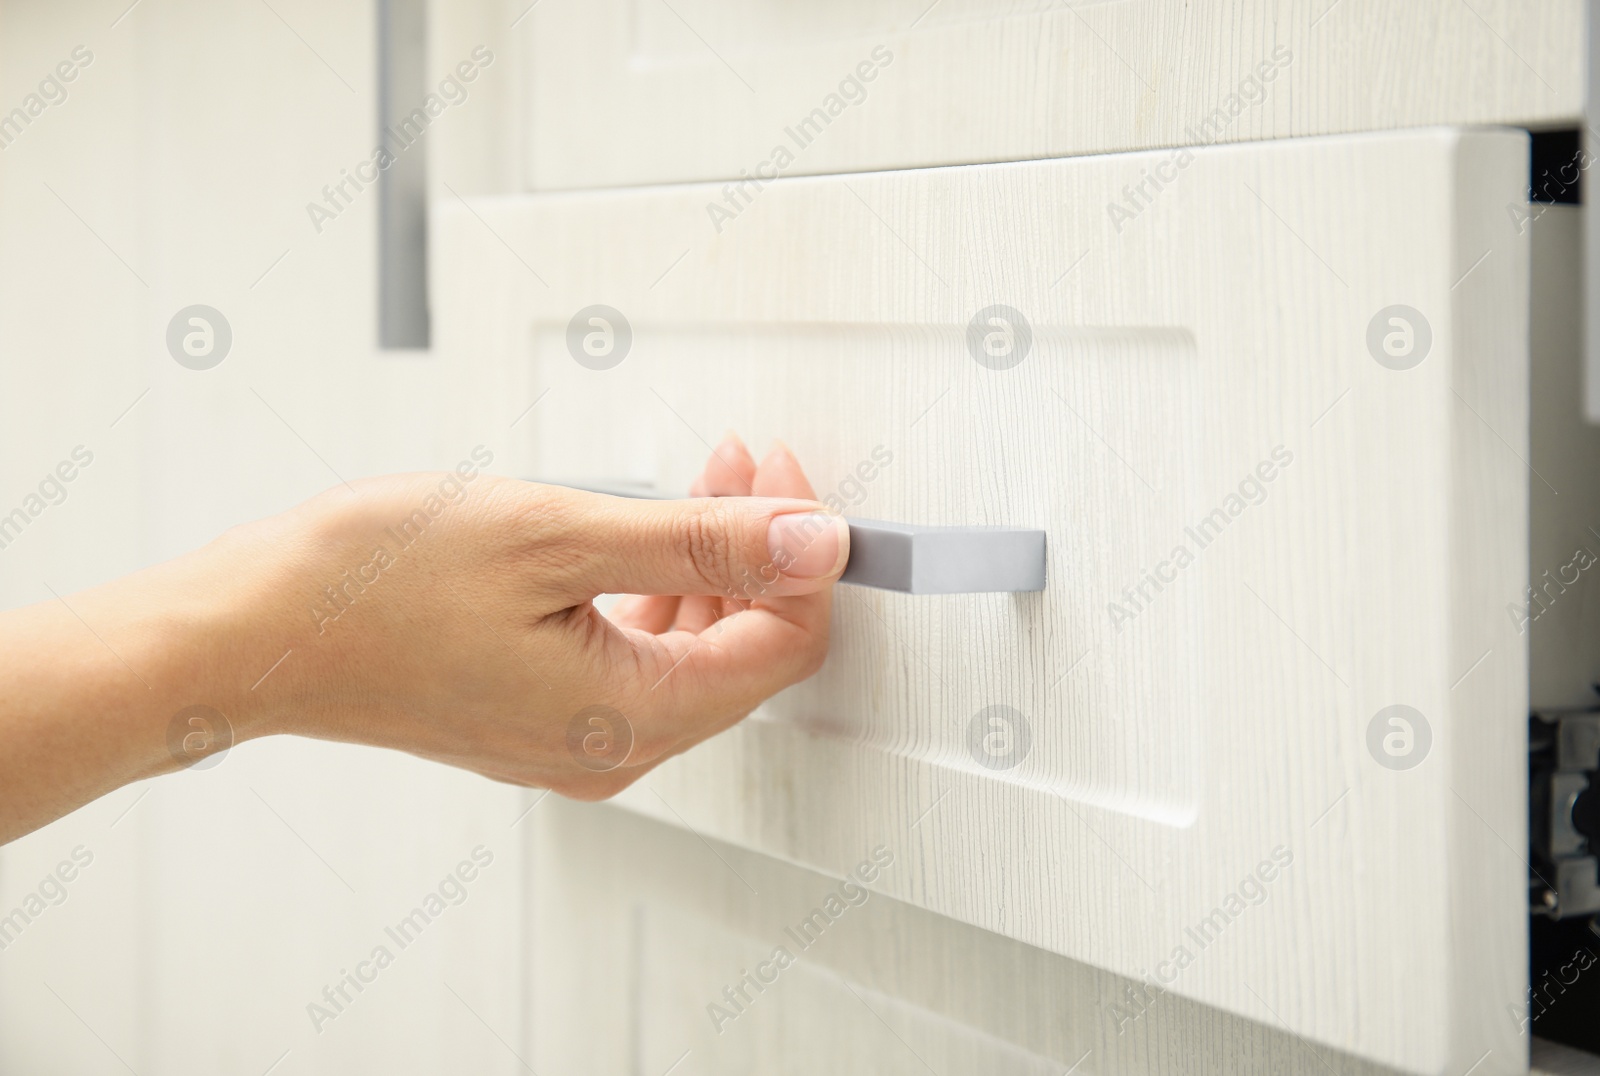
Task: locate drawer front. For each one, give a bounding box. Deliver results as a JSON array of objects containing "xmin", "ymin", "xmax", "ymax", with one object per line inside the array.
[
  {"xmin": 526, "ymin": 799, "xmax": 1401, "ymax": 1076},
  {"xmin": 434, "ymin": 128, "xmax": 1528, "ymax": 1073},
  {"xmin": 503, "ymin": 0, "xmax": 1580, "ymax": 189}
]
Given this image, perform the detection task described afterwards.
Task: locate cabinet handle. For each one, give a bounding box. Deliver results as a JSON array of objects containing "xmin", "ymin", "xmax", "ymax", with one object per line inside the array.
[
  {"xmin": 539, "ymin": 481, "xmax": 1046, "ymax": 594},
  {"xmin": 376, "ymin": 0, "xmax": 429, "ymax": 349}
]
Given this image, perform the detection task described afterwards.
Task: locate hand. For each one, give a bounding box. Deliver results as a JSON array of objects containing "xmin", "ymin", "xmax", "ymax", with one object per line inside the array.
[{"xmin": 0, "ymin": 436, "xmax": 848, "ymax": 841}]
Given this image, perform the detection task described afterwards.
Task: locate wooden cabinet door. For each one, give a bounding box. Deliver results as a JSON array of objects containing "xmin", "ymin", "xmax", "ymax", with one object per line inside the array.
[
  {"xmin": 522, "ymin": 797, "xmax": 1432, "ymax": 1076},
  {"xmin": 508, "ymin": 0, "xmax": 1580, "ymax": 189},
  {"xmin": 434, "ymin": 127, "xmax": 1531, "ymax": 1074}
]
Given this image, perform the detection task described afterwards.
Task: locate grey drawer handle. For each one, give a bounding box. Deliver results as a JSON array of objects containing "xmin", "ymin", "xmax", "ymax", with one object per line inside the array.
[
  {"xmin": 840, "ymin": 518, "xmax": 1045, "ymax": 594},
  {"xmin": 536, "ymin": 481, "xmax": 1046, "ymax": 594}
]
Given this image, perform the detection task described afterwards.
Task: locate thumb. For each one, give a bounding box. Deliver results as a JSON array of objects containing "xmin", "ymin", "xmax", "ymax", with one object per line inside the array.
[{"xmin": 540, "ymin": 487, "xmax": 850, "ymax": 602}]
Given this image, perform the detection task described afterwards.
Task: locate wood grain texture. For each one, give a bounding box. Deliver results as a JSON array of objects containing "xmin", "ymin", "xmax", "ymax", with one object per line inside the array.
[
  {"xmin": 1445, "ymin": 127, "xmax": 1532, "ymax": 1076},
  {"xmin": 509, "ymin": 0, "xmax": 1580, "ymax": 189},
  {"xmin": 526, "ymin": 798, "xmax": 1418, "ymax": 1076},
  {"xmin": 434, "ymin": 128, "xmax": 1531, "ymax": 1072},
  {"xmin": 538, "ymin": 320, "xmax": 1206, "ymax": 824}
]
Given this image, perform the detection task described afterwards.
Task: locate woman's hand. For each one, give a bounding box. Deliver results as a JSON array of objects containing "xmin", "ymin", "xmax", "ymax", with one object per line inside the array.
[{"xmin": 0, "ymin": 436, "xmax": 847, "ymax": 842}]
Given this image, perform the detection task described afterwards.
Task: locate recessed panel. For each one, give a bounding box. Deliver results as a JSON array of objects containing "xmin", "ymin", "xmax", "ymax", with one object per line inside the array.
[{"xmin": 533, "ymin": 322, "xmax": 1202, "ymax": 823}]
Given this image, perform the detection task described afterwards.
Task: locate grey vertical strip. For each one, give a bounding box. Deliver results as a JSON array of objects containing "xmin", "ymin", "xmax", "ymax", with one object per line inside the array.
[
  {"xmin": 377, "ymin": 0, "xmax": 430, "ymax": 349},
  {"xmin": 1588, "ymin": 0, "xmax": 1599, "ymax": 420}
]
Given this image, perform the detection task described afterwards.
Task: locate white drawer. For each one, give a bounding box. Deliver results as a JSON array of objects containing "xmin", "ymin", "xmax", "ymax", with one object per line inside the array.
[
  {"xmin": 491, "ymin": 0, "xmax": 1581, "ymax": 189},
  {"xmin": 434, "ymin": 127, "xmax": 1528, "ymax": 1073}
]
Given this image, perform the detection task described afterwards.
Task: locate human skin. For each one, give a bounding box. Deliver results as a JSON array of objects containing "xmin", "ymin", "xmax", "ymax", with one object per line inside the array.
[{"xmin": 0, "ymin": 435, "xmax": 846, "ymax": 843}]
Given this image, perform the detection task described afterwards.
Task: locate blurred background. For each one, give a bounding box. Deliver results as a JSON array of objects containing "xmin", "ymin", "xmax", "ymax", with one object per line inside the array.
[{"xmin": 0, "ymin": 1, "xmax": 532, "ymax": 1071}]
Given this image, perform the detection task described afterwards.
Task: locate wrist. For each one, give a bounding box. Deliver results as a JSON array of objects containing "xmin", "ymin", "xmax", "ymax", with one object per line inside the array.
[{"xmin": 112, "ymin": 512, "xmax": 325, "ymax": 766}]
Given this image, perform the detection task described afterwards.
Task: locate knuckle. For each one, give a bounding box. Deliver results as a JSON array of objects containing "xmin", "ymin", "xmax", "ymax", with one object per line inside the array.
[
  {"xmin": 500, "ymin": 485, "xmax": 590, "ymax": 582},
  {"xmin": 680, "ymin": 502, "xmax": 739, "ymax": 591},
  {"xmin": 504, "ymin": 483, "xmax": 576, "ymax": 546},
  {"xmin": 762, "ymin": 624, "xmax": 830, "ymax": 685},
  {"xmin": 797, "ymin": 638, "xmax": 829, "ymax": 681}
]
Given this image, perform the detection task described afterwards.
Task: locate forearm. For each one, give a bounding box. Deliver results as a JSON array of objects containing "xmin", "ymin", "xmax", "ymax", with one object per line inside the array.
[{"xmin": 0, "ymin": 539, "xmax": 276, "ymax": 843}]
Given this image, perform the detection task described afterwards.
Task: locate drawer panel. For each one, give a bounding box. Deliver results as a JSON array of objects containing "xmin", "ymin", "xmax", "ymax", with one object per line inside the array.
[
  {"xmin": 495, "ymin": 0, "xmax": 1580, "ymax": 189},
  {"xmin": 531, "ymin": 321, "xmax": 1204, "ymax": 823},
  {"xmin": 527, "ymin": 800, "xmax": 1409, "ymax": 1075},
  {"xmin": 435, "ymin": 128, "xmax": 1529, "ymax": 1073}
]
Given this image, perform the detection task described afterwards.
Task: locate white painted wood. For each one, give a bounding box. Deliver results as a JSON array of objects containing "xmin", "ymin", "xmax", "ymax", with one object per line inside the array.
[
  {"xmin": 526, "ymin": 798, "xmax": 1415, "ymax": 1075},
  {"xmin": 510, "ymin": 0, "xmax": 1581, "ymax": 189},
  {"xmin": 433, "ymin": 128, "xmax": 1531, "ymax": 1073},
  {"xmin": 426, "ymin": 0, "xmax": 528, "ymax": 197}
]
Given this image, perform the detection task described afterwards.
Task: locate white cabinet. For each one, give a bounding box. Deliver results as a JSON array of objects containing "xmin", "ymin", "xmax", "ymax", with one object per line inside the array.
[
  {"xmin": 0, "ymin": 0, "xmax": 1585, "ymax": 1071},
  {"xmin": 524, "ymin": 797, "xmax": 1343, "ymax": 1075},
  {"xmin": 511, "ymin": 0, "xmax": 1582, "ymax": 189},
  {"xmin": 435, "ymin": 126, "xmax": 1533, "ymax": 1073}
]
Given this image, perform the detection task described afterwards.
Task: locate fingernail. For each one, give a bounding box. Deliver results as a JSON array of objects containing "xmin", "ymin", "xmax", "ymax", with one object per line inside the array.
[{"xmin": 767, "ymin": 512, "xmax": 848, "ymax": 579}]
